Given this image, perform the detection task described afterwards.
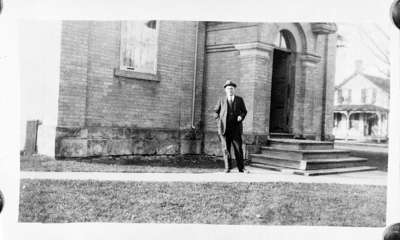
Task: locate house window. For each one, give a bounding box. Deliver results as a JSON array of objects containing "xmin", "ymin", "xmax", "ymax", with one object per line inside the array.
[
  {"xmin": 349, "ymin": 113, "xmax": 360, "ymax": 129},
  {"xmin": 120, "ymin": 21, "xmax": 158, "ymax": 74},
  {"xmin": 343, "ymin": 88, "xmax": 352, "ymax": 104},
  {"xmin": 361, "ymin": 88, "xmax": 366, "ymax": 104},
  {"xmin": 362, "ymin": 88, "xmax": 378, "ymax": 104},
  {"xmin": 337, "ymin": 89, "xmax": 344, "ymax": 104},
  {"xmin": 333, "ymin": 113, "xmax": 342, "ymax": 127},
  {"xmin": 372, "ymin": 88, "xmax": 377, "ymax": 104}
]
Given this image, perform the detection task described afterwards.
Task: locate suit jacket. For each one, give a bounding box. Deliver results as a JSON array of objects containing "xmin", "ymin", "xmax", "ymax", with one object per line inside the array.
[{"xmin": 214, "ymin": 95, "xmax": 247, "ymax": 136}]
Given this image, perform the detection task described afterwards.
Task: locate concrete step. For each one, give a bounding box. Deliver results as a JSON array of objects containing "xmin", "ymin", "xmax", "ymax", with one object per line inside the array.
[
  {"xmin": 268, "ymin": 138, "xmax": 334, "ymax": 150},
  {"xmin": 304, "ymin": 157, "xmax": 368, "ymax": 170},
  {"xmin": 294, "ymin": 166, "xmax": 378, "ymax": 176},
  {"xmin": 269, "ymin": 133, "xmax": 294, "ymax": 139},
  {"xmin": 260, "ymin": 146, "xmax": 351, "ymax": 160},
  {"xmin": 250, "ymin": 154, "xmax": 368, "ymax": 170},
  {"xmin": 249, "ymin": 163, "xmax": 378, "ymax": 176},
  {"xmin": 250, "ymin": 154, "xmax": 303, "ymax": 169}
]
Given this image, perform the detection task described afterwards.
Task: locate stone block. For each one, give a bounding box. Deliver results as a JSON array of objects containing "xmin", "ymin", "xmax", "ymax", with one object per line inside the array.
[
  {"xmin": 57, "ymin": 139, "xmax": 88, "ymax": 158},
  {"xmin": 203, "ymin": 132, "xmax": 222, "ymax": 156},
  {"xmin": 107, "ymin": 139, "xmax": 133, "ymax": 155},
  {"xmin": 87, "ymin": 127, "xmax": 114, "ymax": 139},
  {"xmin": 87, "ymin": 139, "xmax": 108, "ymax": 156},
  {"xmin": 131, "ymin": 138, "xmax": 158, "ymax": 155}
]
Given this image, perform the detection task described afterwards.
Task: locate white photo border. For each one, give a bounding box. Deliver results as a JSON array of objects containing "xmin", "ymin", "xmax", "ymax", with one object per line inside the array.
[{"xmin": 0, "ymin": 0, "xmax": 399, "ymax": 239}]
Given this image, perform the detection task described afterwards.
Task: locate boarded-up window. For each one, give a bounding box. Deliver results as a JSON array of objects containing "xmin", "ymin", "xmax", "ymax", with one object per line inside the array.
[{"xmin": 120, "ymin": 21, "xmax": 158, "ymax": 74}]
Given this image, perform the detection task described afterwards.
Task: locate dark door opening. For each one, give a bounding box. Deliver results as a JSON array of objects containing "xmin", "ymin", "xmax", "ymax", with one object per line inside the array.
[{"xmin": 269, "ymin": 49, "xmax": 294, "ymax": 133}]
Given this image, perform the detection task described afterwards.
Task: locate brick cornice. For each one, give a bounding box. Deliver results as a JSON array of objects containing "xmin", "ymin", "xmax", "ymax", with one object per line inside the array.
[
  {"xmin": 311, "ymin": 23, "xmax": 337, "ymax": 34},
  {"xmin": 206, "ymin": 44, "xmax": 236, "ymax": 53},
  {"xmin": 234, "ymin": 42, "xmax": 274, "ymax": 59},
  {"xmin": 300, "ymin": 53, "xmax": 321, "ymax": 67}
]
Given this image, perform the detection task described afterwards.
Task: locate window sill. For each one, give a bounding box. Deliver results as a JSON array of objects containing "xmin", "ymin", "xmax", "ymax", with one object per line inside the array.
[{"xmin": 114, "ymin": 68, "xmax": 160, "ymax": 82}]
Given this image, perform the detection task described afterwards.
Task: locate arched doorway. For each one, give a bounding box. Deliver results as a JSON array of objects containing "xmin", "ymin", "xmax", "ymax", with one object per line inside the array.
[{"xmin": 269, "ymin": 30, "xmax": 296, "ymax": 133}]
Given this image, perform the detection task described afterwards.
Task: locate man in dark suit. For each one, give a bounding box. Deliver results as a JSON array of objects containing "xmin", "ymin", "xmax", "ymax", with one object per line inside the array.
[{"xmin": 214, "ymin": 80, "xmax": 247, "ymax": 173}]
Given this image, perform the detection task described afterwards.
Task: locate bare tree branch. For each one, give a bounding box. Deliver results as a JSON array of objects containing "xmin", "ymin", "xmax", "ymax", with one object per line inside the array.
[
  {"xmin": 358, "ymin": 31, "xmax": 390, "ymax": 64},
  {"xmin": 357, "ymin": 27, "xmax": 390, "ymax": 64},
  {"xmin": 373, "ymin": 23, "xmax": 390, "ymax": 41},
  {"xmin": 374, "ymin": 64, "xmax": 390, "ymax": 78}
]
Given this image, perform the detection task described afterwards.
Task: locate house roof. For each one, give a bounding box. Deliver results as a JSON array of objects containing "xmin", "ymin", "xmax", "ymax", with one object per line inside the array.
[
  {"xmin": 334, "ymin": 104, "xmax": 389, "ymax": 113},
  {"xmin": 335, "ymin": 72, "xmax": 390, "ymax": 93},
  {"xmin": 361, "ymin": 73, "xmax": 390, "ymax": 93}
]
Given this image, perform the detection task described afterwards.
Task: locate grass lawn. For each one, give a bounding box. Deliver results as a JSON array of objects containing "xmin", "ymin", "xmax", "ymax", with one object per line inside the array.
[
  {"xmin": 20, "ymin": 154, "xmax": 226, "ymax": 173},
  {"xmin": 19, "ymin": 179, "xmax": 386, "ymax": 226}
]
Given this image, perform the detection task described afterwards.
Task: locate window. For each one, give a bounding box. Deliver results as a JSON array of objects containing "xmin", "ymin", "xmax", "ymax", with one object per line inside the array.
[
  {"xmin": 337, "ymin": 89, "xmax": 344, "ymax": 104},
  {"xmin": 372, "ymin": 88, "xmax": 377, "ymax": 104},
  {"xmin": 342, "ymin": 88, "xmax": 352, "ymax": 104},
  {"xmin": 349, "ymin": 113, "xmax": 360, "ymax": 129},
  {"xmin": 274, "ymin": 31, "xmax": 289, "ymax": 50},
  {"xmin": 120, "ymin": 21, "xmax": 158, "ymax": 74},
  {"xmin": 361, "ymin": 88, "xmax": 366, "ymax": 103},
  {"xmin": 333, "ymin": 113, "xmax": 342, "ymax": 127},
  {"xmin": 361, "ymin": 88, "xmax": 378, "ymax": 104}
]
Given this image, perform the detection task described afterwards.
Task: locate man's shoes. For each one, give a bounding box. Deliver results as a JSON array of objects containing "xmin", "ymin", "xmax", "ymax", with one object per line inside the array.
[
  {"xmin": 224, "ymin": 169, "xmax": 231, "ymax": 173},
  {"xmin": 239, "ymin": 169, "xmax": 250, "ymax": 174}
]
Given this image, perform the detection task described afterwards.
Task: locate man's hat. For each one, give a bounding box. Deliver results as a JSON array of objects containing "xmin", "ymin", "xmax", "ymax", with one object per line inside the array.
[{"xmin": 223, "ymin": 80, "xmax": 237, "ymax": 88}]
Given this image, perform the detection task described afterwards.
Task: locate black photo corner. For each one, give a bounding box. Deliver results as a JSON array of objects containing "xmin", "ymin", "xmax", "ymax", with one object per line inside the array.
[
  {"xmin": 392, "ymin": 0, "xmax": 400, "ymax": 29},
  {"xmin": 384, "ymin": 223, "xmax": 400, "ymax": 240},
  {"xmin": 0, "ymin": 190, "xmax": 3, "ymax": 214}
]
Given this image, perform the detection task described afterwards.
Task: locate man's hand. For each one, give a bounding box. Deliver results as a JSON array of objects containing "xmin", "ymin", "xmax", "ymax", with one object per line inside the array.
[{"xmin": 237, "ymin": 116, "xmax": 242, "ymax": 122}]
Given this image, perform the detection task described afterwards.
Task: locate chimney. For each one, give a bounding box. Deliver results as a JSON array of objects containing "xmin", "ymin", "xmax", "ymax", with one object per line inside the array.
[{"xmin": 355, "ymin": 60, "xmax": 364, "ymax": 73}]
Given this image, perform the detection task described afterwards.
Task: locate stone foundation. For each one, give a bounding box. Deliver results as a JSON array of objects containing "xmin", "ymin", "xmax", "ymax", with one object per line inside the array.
[
  {"xmin": 56, "ymin": 127, "xmax": 269, "ymax": 160},
  {"xmin": 55, "ymin": 127, "xmax": 180, "ymax": 159}
]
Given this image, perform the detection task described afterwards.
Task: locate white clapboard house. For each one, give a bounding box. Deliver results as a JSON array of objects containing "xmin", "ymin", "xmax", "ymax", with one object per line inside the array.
[{"xmin": 333, "ymin": 61, "xmax": 390, "ymax": 142}]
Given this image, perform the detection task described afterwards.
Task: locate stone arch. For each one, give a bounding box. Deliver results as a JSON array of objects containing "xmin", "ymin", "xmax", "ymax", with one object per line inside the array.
[
  {"xmin": 294, "ymin": 23, "xmax": 308, "ymax": 53},
  {"xmin": 259, "ymin": 23, "xmax": 308, "ymax": 53}
]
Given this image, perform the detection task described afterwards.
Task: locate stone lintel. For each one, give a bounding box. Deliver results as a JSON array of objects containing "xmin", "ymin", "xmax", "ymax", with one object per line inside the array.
[
  {"xmin": 234, "ymin": 42, "xmax": 274, "ymax": 59},
  {"xmin": 301, "ymin": 53, "xmax": 322, "ymax": 67},
  {"xmin": 311, "ymin": 23, "xmax": 338, "ymax": 34}
]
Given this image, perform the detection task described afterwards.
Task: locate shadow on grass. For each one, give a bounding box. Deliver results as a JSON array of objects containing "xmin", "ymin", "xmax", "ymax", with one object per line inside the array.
[{"xmin": 349, "ymin": 150, "xmax": 388, "ymax": 172}]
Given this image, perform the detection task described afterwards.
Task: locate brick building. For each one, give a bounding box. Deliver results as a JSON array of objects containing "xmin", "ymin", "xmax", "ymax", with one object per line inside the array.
[{"xmin": 56, "ymin": 21, "xmax": 338, "ymax": 159}]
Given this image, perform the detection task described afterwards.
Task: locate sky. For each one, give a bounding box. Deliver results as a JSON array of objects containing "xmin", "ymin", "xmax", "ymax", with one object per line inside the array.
[
  {"xmin": 335, "ymin": 22, "xmax": 391, "ymax": 84},
  {"xmin": 19, "ymin": 20, "xmax": 61, "ymax": 154}
]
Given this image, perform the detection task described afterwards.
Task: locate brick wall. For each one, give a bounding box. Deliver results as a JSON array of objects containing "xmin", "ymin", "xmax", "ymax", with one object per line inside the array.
[
  {"xmin": 58, "ymin": 21, "xmax": 90, "ymax": 127},
  {"xmin": 58, "ymin": 21, "xmax": 204, "ymax": 130},
  {"xmin": 204, "ymin": 22, "xmax": 258, "ymax": 133}
]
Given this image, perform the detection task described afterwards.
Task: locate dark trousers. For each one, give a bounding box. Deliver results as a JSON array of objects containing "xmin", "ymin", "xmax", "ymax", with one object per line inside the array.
[{"xmin": 219, "ymin": 125, "xmax": 244, "ymax": 171}]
